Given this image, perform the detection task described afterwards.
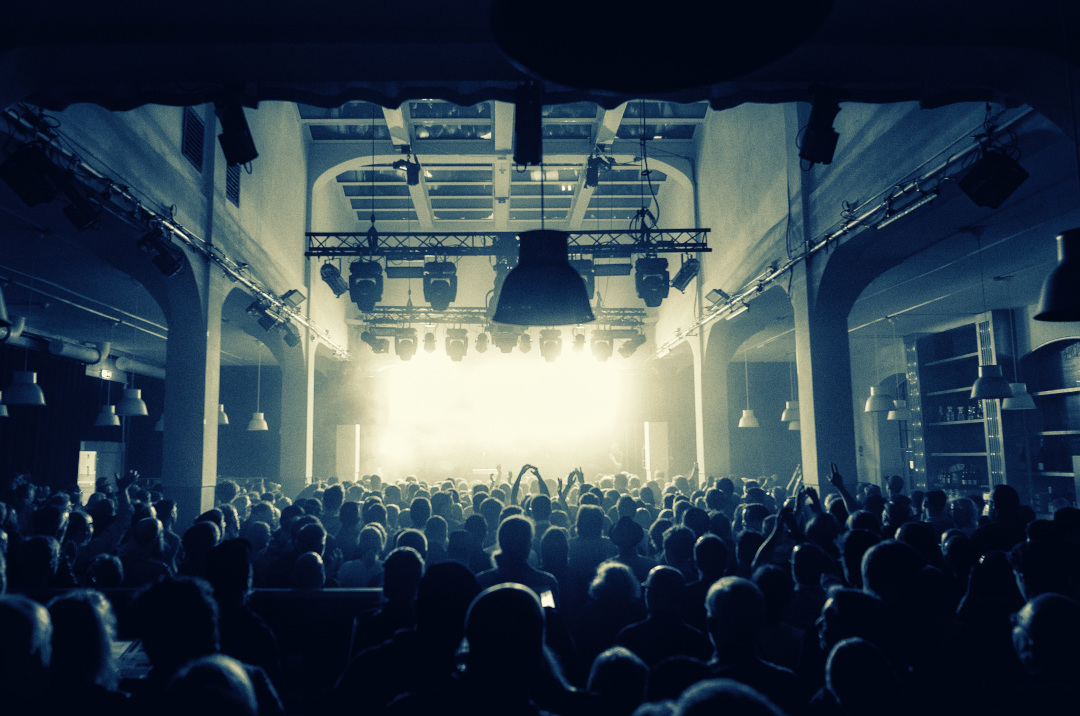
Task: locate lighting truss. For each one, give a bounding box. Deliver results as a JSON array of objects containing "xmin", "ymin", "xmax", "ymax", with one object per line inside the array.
[
  {"xmin": 306, "ymin": 229, "xmax": 710, "ymax": 261},
  {"xmin": 345, "ymin": 306, "xmax": 646, "ymax": 328}
]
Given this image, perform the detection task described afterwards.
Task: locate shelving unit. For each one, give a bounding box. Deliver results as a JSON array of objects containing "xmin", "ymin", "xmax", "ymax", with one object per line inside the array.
[
  {"xmin": 906, "ymin": 311, "xmax": 1019, "ymax": 499},
  {"xmin": 1021, "ymin": 338, "xmax": 1080, "ymax": 513}
]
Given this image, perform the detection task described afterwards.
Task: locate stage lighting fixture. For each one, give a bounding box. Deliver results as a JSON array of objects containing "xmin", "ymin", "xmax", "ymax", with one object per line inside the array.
[
  {"xmin": 591, "ymin": 332, "xmax": 613, "ymax": 362},
  {"xmin": 670, "ymin": 257, "xmax": 701, "ymax": 292},
  {"xmin": 635, "ymin": 257, "xmax": 669, "ymax": 308},
  {"xmin": 281, "ymin": 289, "xmax": 306, "ymax": 307},
  {"xmin": 572, "ymin": 331, "xmax": 585, "ymax": 352},
  {"xmin": 360, "ymin": 329, "xmax": 390, "ymax": 354},
  {"xmin": 257, "ymin": 312, "xmax": 281, "ymax": 331},
  {"xmin": 585, "ymin": 155, "xmax": 604, "ymax": 189},
  {"xmin": 61, "ymin": 188, "xmax": 101, "ymax": 232},
  {"xmin": 395, "ymin": 328, "xmax": 418, "ymax": 361},
  {"xmin": 540, "ymin": 329, "xmax": 562, "ymax": 362},
  {"xmin": 799, "ymin": 92, "xmax": 841, "ymax": 166},
  {"xmin": 280, "ymin": 321, "xmax": 302, "ymax": 347},
  {"xmin": 619, "ymin": 332, "xmax": 647, "ymax": 358},
  {"xmin": 958, "ymin": 148, "xmax": 1029, "ymax": 209},
  {"xmin": 214, "ymin": 100, "xmax": 259, "ymax": 166},
  {"xmin": 513, "ymin": 81, "xmax": 543, "ymax": 167},
  {"xmin": 349, "ymin": 260, "xmax": 384, "ymax": 313},
  {"xmin": 397, "ymin": 158, "xmax": 422, "ymax": 186},
  {"xmin": 518, "ymin": 332, "xmax": 532, "ymax": 353},
  {"xmin": 476, "ymin": 332, "xmax": 490, "ymax": 353},
  {"xmin": 137, "ymin": 228, "xmax": 185, "ymax": 277},
  {"xmin": 0, "ymin": 144, "xmax": 58, "ymax": 206},
  {"xmin": 423, "ymin": 261, "xmax": 458, "ymax": 311},
  {"xmin": 705, "ymin": 288, "xmax": 730, "ymax": 304},
  {"xmin": 424, "ymin": 331, "xmax": 437, "ymax": 353},
  {"xmin": 321, "ymin": 263, "xmax": 349, "ymax": 297},
  {"xmin": 492, "ymin": 326, "xmax": 519, "ymax": 353},
  {"xmin": 493, "ymin": 230, "xmax": 595, "ymax": 326},
  {"xmin": 446, "ymin": 328, "xmax": 469, "ymax": 362},
  {"xmin": 570, "ymin": 259, "xmax": 596, "ymax": 300}
]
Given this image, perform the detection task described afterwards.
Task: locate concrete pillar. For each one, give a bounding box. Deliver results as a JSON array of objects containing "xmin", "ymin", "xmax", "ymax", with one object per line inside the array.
[
  {"xmin": 273, "ymin": 335, "xmax": 311, "ymax": 499},
  {"xmin": 788, "ymin": 261, "xmax": 858, "ymax": 489},
  {"xmin": 160, "ymin": 265, "xmax": 228, "ymax": 528}
]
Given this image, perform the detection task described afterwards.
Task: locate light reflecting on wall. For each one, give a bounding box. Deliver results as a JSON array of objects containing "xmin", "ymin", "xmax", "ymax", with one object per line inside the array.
[{"xmin": 377, "ymin": 349, "xmax": 628, "ymax": 480}]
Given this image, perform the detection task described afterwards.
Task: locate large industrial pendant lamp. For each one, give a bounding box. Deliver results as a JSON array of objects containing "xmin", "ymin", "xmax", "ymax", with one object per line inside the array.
[
  {"xmin": 218, "ymin": 403, "xmax": 230, "ymax": 425},
  {"xmin": 738, "ymin": 349, "xmax": 759, "ymax": 428},
  {"xmin": 781, "ymin": 359, "xmax": 799, "ymax": 423},
  {"xmin": 886, "ymin": 318, "xmax": 912, "ymax": 421},
  {"xmin": 3, "ymin": 370, "xmax": 46, "ymax": 406},
  {"xmin": 94, "ymin": 378, "xmax": 121, "ymax": 427},
  {"xmin": 0, "ymin": 394, "xmax": 7, "ymax": 417},
  {"xmin": 864, "ymin": 329, "xmax": 893, "ymax": 412},
  {"xmin": 1002, "ymin": 300, "xmax": 1037, "ymax": 410},
  {"xmin": 247, "ymin": 343, "xmax": 269, "ymax": 432},
  {"xmin": 493, "ymin": 162, "xmax": 594, "ymax": 326},
  {"xmin": 969, "ymin": 231, "xmax": 1013, "ymax": 400},
  {"xmin": 116, "ymin": 383, "xmax": 149, "ymax": 417}
]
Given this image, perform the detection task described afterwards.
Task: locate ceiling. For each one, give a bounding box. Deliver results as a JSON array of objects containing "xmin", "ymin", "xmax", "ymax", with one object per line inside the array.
[{"xmin": 2, "ymin": 1, "xmax": 1079, "ymax": 373}]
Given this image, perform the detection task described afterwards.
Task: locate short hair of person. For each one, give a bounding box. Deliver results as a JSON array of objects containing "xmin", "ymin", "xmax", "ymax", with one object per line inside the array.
[
  {"xmin": 588, "ymin": 646, "xmax": 648, "ymax": 707},
  {"xmin": 496, "ymin": 515, "xmax": 534, "ymax": 562},
  {"xmin": 705, "ymin": 576, "xmax": 766, "ymax": 646},
  {"xmin": 675, "ymin": 678, "xmax": 785, "ymax": 716},
  {"xmin": 46, "ymin": 589, "xmax": 118, "ymax": 688},
  {"xmin": 165, "ymin": 653, "xmax": 257, "ymax": 716},
  {"xmin": 589, "ymin": 561, "xmax": 641, "ymax": 603}
]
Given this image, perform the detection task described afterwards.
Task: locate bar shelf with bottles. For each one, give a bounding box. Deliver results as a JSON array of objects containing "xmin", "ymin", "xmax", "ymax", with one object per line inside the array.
[
  {"xmin": 906, "ymin": 312, "xmax": 1016, "ymax": 497},
  {"xmin": 1023, "ymin": 338, "xmax": 1080, "ymax": 513}
]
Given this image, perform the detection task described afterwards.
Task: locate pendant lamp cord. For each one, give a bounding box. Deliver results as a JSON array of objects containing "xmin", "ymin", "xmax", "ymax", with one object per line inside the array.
[
  {"xmin": 255, "ymin": 345, "xmax": 262, "ymax": 413},
  {"xmin": 744, "ymin": 351, "xmax": 751, "ymax": 411}
]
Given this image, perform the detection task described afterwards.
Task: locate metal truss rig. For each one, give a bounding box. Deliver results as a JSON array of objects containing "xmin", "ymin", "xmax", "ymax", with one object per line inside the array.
[
  {"xmin": 350, "ymin": 306, "xmax": 648, "ymax": 327},
  {"xmin": 305, "ymin": 229, "xmax": 710, "ymax": 260}
]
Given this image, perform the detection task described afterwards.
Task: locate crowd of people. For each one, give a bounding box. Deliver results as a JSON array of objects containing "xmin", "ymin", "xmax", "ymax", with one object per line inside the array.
[{"xmin": 1, "ymin": 463, "xmax": 1079, "ymax": 715}]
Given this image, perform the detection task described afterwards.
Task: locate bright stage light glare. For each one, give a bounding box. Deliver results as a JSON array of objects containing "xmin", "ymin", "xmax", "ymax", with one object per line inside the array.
[{"xmin": 377, "ymin": 351, "xmax": 627, "ymax": 477}]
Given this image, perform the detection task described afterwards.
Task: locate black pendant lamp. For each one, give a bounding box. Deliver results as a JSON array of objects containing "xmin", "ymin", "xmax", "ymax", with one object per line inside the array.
[
  {"xmin": 492, "ymin": 230, "xmax": 595, "ymax": 326},
  {"xmin": 1034, "ymin": 229, "xmax": 1080, "ymax": 322}
]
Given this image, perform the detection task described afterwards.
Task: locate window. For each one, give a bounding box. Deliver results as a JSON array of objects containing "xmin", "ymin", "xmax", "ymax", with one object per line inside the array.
[
  {"xmin": 226, "ymin": 163, "xmax": 241, "ymax": 207},
  {"xmin": 182, "ymin": 107, "xmax": 204, "ymax": 172}
]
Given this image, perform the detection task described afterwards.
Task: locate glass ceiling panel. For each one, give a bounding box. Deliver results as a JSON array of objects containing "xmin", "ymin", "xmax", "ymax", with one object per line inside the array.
[
  {"xmin": 298, "ymin": 102, "xmax": 385, "ymax": 120},
  {"xmin": 543, "ymin": 102, "xmax": 599, "ymax": 119},
  {"xmin": 616, "ymin": 123, "xmax": 697, "ymax": 140},
  {"xmin": 310, "ymin": 124, "xmax": 391, "ymax": 141},
  {"xmin": 408, "ymin": 101, "xmax": 491, "ymax": 119},
  {"xmin": 623, "ymin": 101, "xmax": 708, "ymax": 119},
  {"xmin": 412, "ymin": 124, "xmax": 492, "ymax": 140}
]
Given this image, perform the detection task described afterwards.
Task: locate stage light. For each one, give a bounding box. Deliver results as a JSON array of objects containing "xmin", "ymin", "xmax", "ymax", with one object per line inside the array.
[
  {"xmin": 635, "ymin": 257, "xmax": 669, "ymax": 308},
  {"xmin": 959, "ymin": 148, "xmax": 1029, "ymax": 209},
  {"xmin": 540, "ymin": 329, "xmax": 562, "ymax": 362},
  {"xmin": 705, "ymin": 288, "xmax": 730, "ymax": 304},
  {"xmin": 281, "ymin": 290, "xmax": 306, "ymax": 307},
  {"xmin": 799, "ymin": 91, "xmax": 841, "ymax": 166},
  {"xmin": 320, "ymin": 263, "xmax": 349, "ymax": 297},
  {"xmin": 572, "ymin": 331, "xmax": 585, "ymax": 352},
  {"xmin": 446, "ymin": 328, "xmax": 469, "ymax": 361},
  {"xmin": 424, "ymin": 331, "xmax": 437, "ymax": 353},
  {"xmin": 591, "ymin": 331, "xmax": 613, "ymax": 362},
  {"xmin": 492, "ymin": 325, "xmax": 519, "ymax": 353},
  {"xmin": 476, "ymin": 332, "xmax": 490, "ymax": 353},
  {"xmin": 214, "ymin": 100, "xmax": 259, "ymax": 166},
  {"xmin": 618, "ymin": 332, "xmax": 646, "ymax": 358},
  {"xmin": 246, "ymin": 301, "xmax": 281, "ymax": 331},
  {"xmin": 393, "ymin": 157, "xmax": 421, "ymax": 186},
  {"xmin": 670, "ymin": 257, "xmax": 701, "ymax": 293},
  {"xmin": 137, "ymin": 228, "xmax": 185, "ymax": 277},
  {"xmin": 361, "ymin": 329, "xmax": 390, "ymax": 354},
  {"xmin": 280, "ymin": 321, "xmax": 301, "ymax": 347},
  {"xmin": 395, "ymin": 328, "xmax": 418, "ymax": 361},
  {"xmin": 585, "ymin": 155, "xmax": 604, "ymax": 188},
  {"xmin": 349, "ymin": 260, "xmax": 384, "ymax": 313},
  {"xmin": 518, "ymin": 332, "xmax": 532, "ymax": 353},
  {"xmin": 0, "ymin": 144, "xmax": 58, "ymax": 206},
  {"xmin": 423, "ymin": 261, "xmax": 458, "ymax": 311},
  {"xmin": 513, "ymin": 81, "xmax": 542, "ymax": 166},
  {"xmin": 493, "ymin": 230, "xmax": 595, "ymax": 326}
]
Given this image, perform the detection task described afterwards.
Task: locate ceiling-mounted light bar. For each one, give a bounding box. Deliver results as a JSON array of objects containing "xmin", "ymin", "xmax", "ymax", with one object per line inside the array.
[{"xmin": 876, "ymin": 191, "xmax": 938, "ymax": 230}]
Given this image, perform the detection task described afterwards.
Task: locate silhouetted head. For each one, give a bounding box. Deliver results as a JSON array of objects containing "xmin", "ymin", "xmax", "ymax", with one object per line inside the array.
[
  {"xmin": 205, "ymin": 539, "xmax": 254, "ymax": 602},
  {"xmin": 383, "ymin": 546, "xmax": 424, "ymax": 603},
  {"xmin": 694, "ymin": 534, "xmax": 728, "ymax": 580},
  {"xmin": 990, "ymin": 484, "xmax": 1021, "ymax": 523},
  {"xmin": 0, "ymin": 594, "xmax": 52, "ymax": 702},
  {"xmin": 589, "ymin": 562, "xmax": 641, "ymax": 603},
  {"xmin": 164, "ymin": 653, "xmax": 257, "ymax": 716},
  {"xmin": 588, "ymin": 646, "xmax": 648, "ymax": 714},
  {"xmin": 861, "ymin": 539, "xmax": 925, "ymax": 604},
  {"xmin": 645, "ymin": 565, "xmax": 686, "ymax": 613},
  {"xmin": 675, "ymin": 678, "xmax": 785, "ymax": 716},
  {"xmin": 292, "ymin": 551, "xmax": 325, "ymax": 590},
  {"xmin": 132, "ymin": 576, "xmax": 218, "ymax": 673},
  {"xmin": 464, "ymin": 584, "xmax": 545, "ymax": 690},
  {"xmin": 1012, "ymin": 592, "xmax": 1080, "ymax": 677},
  {"xmin": 410, "ymin": 497, "xmax": 432, "ymax": 528},
  {"xmin": 752, "ymin": 564, "xmax": 794, "ymax": 624},
  {"xmin": 826, "ymin": 638, "xmax": 904, "ymax": 716},
  {"xmin": 415, "ymin": 561, "xmax": 480, "ymax": 643},
  {"xmin": 495, "ymin": 515, "xmax": 534, "ymax": 564},
  {"xmin": 395, "ymin": 528, "xmax": 428, "ymax": 560},
  {"xmin": 838, "ymin": 529, "xmax": 880, "ymax": 589},
  {"xmin": 817, "ymin": 588, "xmax": 890, "ymax": 655},
  {"xmin": 705, "ymin": 577, "xmax": 766, "ymax": 652},
  {"xmin": 47, "ymin": 589, "xmax": 118, "ymax": 689}
]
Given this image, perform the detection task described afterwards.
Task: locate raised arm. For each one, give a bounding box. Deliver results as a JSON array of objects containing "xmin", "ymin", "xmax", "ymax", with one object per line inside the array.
[
  {"xmin": 827, "ymin": 462, "xmax": 858, "ymax": 515},
  {"xmin": 510, "ymin": 464, "xmax": 531, "ymax": 506}
]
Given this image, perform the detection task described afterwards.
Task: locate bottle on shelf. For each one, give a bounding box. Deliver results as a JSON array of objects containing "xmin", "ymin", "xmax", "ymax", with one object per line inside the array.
[
  {"xmin": 1036, "ymin": 439, "xmax": 1047, "ymax": 472},
  {"xmin": 946, "ymin": 406, "xmax": 955, "ymax": 422}
]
